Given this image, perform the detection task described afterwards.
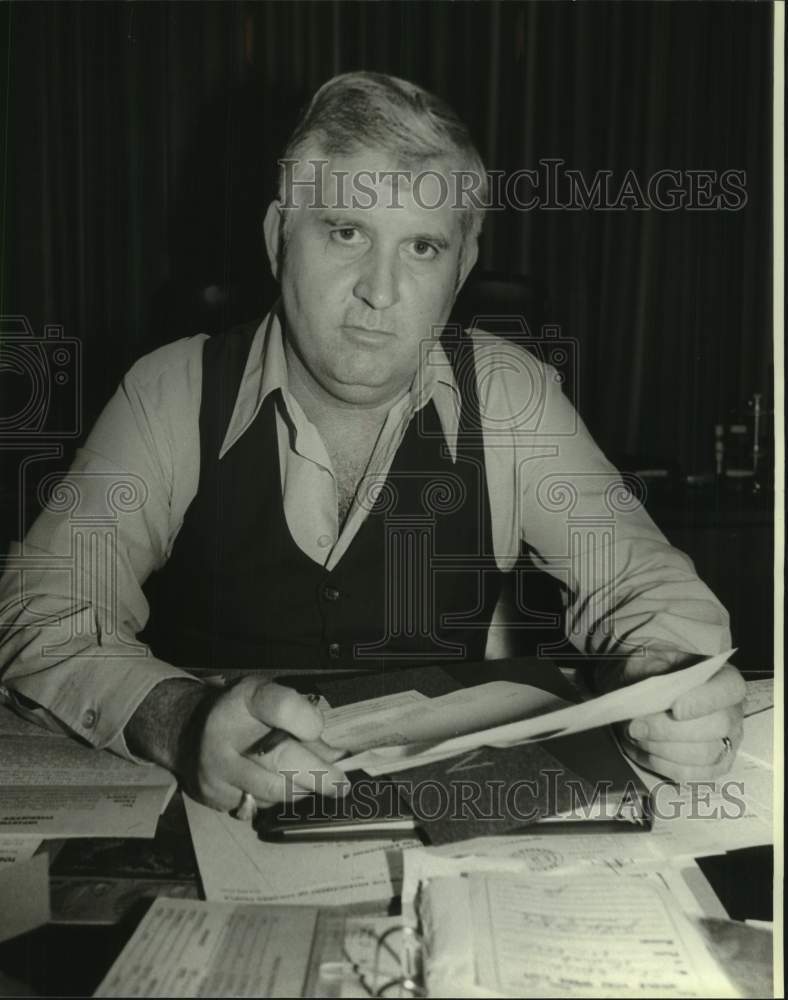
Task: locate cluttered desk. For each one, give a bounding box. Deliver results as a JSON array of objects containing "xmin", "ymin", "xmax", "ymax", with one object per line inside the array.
[{"xmin": 0, "ymin": 656, "xmax": 777, "ymax": 998}]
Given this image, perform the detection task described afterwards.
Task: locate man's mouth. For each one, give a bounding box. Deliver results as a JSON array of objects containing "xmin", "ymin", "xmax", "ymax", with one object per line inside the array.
[{"xmin": 343, "ymin": 324, "xmax": 396, "ymax": 340}]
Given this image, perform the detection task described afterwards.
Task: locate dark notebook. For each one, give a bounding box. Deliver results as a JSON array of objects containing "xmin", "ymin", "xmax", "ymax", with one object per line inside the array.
[{"xmin": 256, "ymin": 658, "xmax": 652, "ymax": 845}]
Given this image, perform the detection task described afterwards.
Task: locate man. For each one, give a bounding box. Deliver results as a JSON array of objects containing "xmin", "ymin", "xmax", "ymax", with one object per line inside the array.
[{"xmin": 0, "ymin": 72, "xmax": 744, "ymax": 817}]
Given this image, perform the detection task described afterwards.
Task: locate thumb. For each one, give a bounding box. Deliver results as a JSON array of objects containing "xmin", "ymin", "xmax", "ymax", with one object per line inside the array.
[
  {"xmin": 670, "ymin": 663, "xmax": 746, "ymax": 721},
  {"xmin": 243, "ymin": 681, "xmax": 325, "ymax": 742}
]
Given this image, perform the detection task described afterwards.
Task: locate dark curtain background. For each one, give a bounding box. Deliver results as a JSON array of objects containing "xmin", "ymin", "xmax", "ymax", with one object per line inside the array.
[{"xmin": 1, "ymin": 0, "xmax": 773, "ymax": 481}]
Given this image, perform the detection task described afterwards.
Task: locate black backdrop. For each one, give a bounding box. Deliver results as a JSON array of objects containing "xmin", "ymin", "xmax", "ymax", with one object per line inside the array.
[{"xmin": 1, "ymin": 1, "xmax": 774, "ymax": 495}]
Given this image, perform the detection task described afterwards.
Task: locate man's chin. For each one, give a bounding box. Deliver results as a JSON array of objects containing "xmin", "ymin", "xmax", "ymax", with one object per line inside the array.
[{"xmin": 327, "ymin": 369, "xmax": 411, "ymax": 408}]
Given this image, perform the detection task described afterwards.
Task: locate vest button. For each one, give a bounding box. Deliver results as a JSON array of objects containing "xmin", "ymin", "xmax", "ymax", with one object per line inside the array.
[
  {"xmin": 328, "ymin": 642, "xmax": 341, "ymax": 659},
  {"xmin": 317, "ymin": 534, "xmax": 333, "ymax": 549},
  {"xmin": 323, "ymin": 586, "xmax": 340, "ymax": 602}
]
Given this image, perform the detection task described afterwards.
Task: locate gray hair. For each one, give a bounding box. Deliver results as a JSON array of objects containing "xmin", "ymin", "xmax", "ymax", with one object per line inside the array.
[{"xmin": 278, "ymin": 71, "xmax": 488, "ymax": 245}]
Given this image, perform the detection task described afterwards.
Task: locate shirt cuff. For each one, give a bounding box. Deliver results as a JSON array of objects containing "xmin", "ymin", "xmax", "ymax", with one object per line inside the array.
[{"xmin": 6, "ymin": 654, "xmax": 203, "ymax": 762}]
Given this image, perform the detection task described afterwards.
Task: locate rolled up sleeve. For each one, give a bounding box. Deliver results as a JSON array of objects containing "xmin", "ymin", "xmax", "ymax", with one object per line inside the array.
[
  {"xmin": 474, "ymin": 332, "xmax": 732, "ymax": 659},
  {"xmin": 0, "ymin": 336, "xmax": 207, "ymax": 759}
]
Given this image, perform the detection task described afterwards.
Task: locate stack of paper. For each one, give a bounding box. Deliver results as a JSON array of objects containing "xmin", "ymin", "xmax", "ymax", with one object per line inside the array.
[
  {"xmin": 94, "ymin": 897, "xmax": 323, "ymax": 998},
  {"xmin": 0, "ymin": 706, "xmax": 176, "ymax": 839},
  {"xmin": 0, "ymin": 835, "xmax": 50, "ymax": 943},
  {"xmin": 419, "ymin": 870, "xmax": 748, "ymax": 997}
]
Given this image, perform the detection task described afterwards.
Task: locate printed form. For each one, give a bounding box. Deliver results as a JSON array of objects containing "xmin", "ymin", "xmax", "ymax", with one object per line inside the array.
[
  {"xmin": 421, "ymin": 872, "xmax": 739, "ymax": 998},
  {"xmin": 184, "ymin": 795, "xmax": 420, "ymax": 906},
  {"xmin": 0, "ymin": 706, "xmax": 176, "ymax": 838},
  {"xmin": 95, "ymin": 897, "xmax": 319, "ymax": 998}
]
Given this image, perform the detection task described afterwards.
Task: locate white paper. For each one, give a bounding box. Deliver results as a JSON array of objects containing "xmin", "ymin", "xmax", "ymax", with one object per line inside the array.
[
  {"xmin": 0, "ymin": 852, "xmax": 51, "ymax": 943},
  {"xmin": 629, "ymin": 750, "xmax": 773, "ymax": 859},
  {"xmin": 623, "ymin": 863, "xmax": 726, "ymax": 919},
  {"xmin": 0, "ymin": 834, "xmax": 42, "ymax": 867},
  {"xmin": 0, "ymin": 733, "xmax": 176, "ymax": 787},
  {"xmin": 402, "ymin": 836, "xmax": 664, "ymax": 918},
  {"xmin": 740, "ymin": 707, "xmax": 774, "ymax": 769},
  {"xmin": 0, "ymin": 784, "xmax": 176, "ymax": 839},
  {"xmin": 183, "ymin": 794, "xmax": 420, "ymax": 906},
  {"xmin": 419, "ymin": 830, "xmax": 658, "ymax": 877},
  {"xmin": 403, "ymin": 843, "xmax": 725, "ymax": 923},
  {"xmin": 742, "ymin": 678, "xmax": 774, "ymax": 717},
  {"xmin": 94, "ymin": 896, "xmax": 319, "ymax": 998},
  {"xmin": 321, "ymin": 689, "xmax": 430, "ymax": 751},
  {"xmin": 471, "ymin": 873, "xmax": 738, "ymax": 997},
  {"xmin": 0, "ymin": 709, "xmax": 176, "ymax": 839},
  {"xmin": 341, "ymin": 651, "xmax": 733, "ymax": 775},
  {"xmin": 422, "ymin": 871, "xmax": 739, "ymax": 998},
  {"xmin": 327, "ymin": 682, "xmax": 567, "ymax": 760}
]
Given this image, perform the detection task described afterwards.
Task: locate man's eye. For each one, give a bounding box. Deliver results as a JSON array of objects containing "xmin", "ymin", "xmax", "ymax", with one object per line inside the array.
[
  {"xmin": 409, "ymin": 240, "xmax": 439, "ymax": 259},
  {"xmin": 330, "ymin": 227, "xmax": 364, "ymax": 244}
]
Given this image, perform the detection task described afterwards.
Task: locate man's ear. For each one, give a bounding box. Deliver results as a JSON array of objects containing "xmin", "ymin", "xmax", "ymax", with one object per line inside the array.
[
  {"xmin": 456, "ymin": 236, "xmax": 480, "ymax": 295},
  {"xmin": 263, "ymin": 200, "xmax": 284, "ymax": 281}
]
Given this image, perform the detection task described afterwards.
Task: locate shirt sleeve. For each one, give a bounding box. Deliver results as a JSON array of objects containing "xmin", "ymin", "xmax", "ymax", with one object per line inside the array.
[
  {"xmin": 474, "ymin": 333, "xmax": 732, "ymax": 660},
  {"xmin": 0, "ymin": 335, "xmax": 208, "ymax": 759}
]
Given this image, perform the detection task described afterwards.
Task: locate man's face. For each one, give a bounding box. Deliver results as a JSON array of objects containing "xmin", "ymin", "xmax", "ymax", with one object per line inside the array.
[{"xmin": 266, "ymin": 150, "xmax": 477, "ymax": 408}]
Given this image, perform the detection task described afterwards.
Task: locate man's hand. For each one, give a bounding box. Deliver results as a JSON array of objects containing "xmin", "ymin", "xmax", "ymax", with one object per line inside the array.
[
  {"xmin": 619, "ymin": 661, "xmax": 746, "ymax": 782},
  {"xmin": 126, "ymin": 677, "xmax": 350, "ymax": 812}
]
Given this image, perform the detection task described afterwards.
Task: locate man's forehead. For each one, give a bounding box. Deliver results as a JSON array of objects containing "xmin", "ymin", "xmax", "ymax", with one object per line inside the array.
[
  {"xmin": 291, "ymin": 145, "xmax": 455, "ymax": 184},
  {"xmin": 282, "ymin": 146, "xmax": 467, "ymax": 235}
]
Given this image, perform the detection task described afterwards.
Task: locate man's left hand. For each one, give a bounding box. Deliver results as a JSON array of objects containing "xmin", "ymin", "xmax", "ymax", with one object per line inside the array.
[{"xmin": 620, "ymin": 663, "xmax": 746, "ymax": 782}]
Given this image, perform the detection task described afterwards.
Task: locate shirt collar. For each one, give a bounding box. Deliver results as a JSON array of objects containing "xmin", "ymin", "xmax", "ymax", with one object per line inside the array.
[{"xmin": 220, "ymin": 306, "xmax": 462, "ymax": 460}]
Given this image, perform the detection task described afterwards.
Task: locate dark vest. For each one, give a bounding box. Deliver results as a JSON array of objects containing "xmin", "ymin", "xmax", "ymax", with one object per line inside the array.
[{"xmin": 141, "ymin": 322, "xmax": 505, "ymax": 671}]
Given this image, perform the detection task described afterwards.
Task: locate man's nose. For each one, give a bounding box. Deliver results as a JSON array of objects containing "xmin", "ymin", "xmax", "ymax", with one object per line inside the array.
[{"xmin": 353, "ymin": 248, "xmax": 400, "ymax": 310}]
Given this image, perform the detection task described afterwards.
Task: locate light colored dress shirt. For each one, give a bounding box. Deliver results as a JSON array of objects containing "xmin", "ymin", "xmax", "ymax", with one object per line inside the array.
[{"xmin": 0, "ymin": 311, "xmax": 731, "ymax": 759}]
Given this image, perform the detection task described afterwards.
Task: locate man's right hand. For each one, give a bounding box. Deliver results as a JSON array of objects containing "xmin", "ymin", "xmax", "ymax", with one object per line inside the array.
[{"xmin": 126, "ymin": 677, "xmax": 350, "ymax": 812}]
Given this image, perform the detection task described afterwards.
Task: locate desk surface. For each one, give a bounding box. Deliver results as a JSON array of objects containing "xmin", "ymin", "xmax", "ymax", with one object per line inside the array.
[
  {"xmin": 0, "ymin": 828, "xmax": 774, "ymax": 997},
  {"xmin": 0, "ymin": 665, "xmax": 775, "ymax": 997}
]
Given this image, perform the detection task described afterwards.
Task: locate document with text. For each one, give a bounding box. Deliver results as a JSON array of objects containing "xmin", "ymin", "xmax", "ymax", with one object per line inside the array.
[
  {"xmin": 420, "ymin": 871, "xmax": 740, "ymax": 997},
  {"xmin": 0, "ymin": 707, "xmax": 176, "ymax": 838},
  {"xmin": 184, "ymin": 794, "xmax": 420, "ymax": 906},
  {"xmin": 94, "ymin": 897, "xmax": 320, "ymax": 998}
]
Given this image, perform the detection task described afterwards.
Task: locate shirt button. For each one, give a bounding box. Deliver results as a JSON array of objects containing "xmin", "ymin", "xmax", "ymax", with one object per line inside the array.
[
  {"xmin": 82, "ymin": 708, "xmax": 98, "ymax": 729},
  {"xmin": 323, "ymin": 586, "xmax": 340, "ymax": 602},
  {"xmin": 328, "ymin": 642, "xmax": 341, "ymax": 659},
  {"xmin": 317, "ymin": 534, "xmax": 333, "ymax": 549}
]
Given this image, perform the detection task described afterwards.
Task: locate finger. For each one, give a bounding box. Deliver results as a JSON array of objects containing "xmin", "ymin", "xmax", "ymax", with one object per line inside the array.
[
  {"xmin": 187, "ymin": 778, "xmax": 254, "ymax": 814},
  {"xmin": 302, "ymin": 736, "xmax": 348, "ymax": 764},
  {"xmin": 670, "ymin": 664, "xmax": 746, "ymax": 721},
  {"xmin": 622, "ymin": 740, "xmax": 737, "ymax": 782},
  {"xmin": 231, "ymin": 754, "xmax": 308, "ymax": 804},
  {"xmin": 622, "ymin": 736, "xmax": 725, "ymax": 767},
  {"xmin": 262, "ymin": 738, "xmax": 350, "ymax": 796},
  {"xmin": 244, "ymin": 681, "xmax": 324, "ymax": 742},
  {"xmin": 627, "ymin": 707, "xmax": 737, "ymax": 742},
  {"xmin": 242, "ymin": 739, "xmax": 349, "ymax": 798}
]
